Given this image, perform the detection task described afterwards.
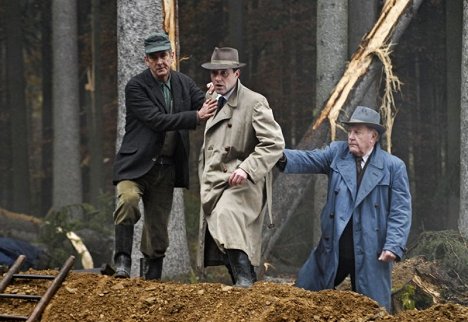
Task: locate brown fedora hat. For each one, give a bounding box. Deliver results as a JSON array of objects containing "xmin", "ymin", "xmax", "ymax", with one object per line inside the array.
[{"xmin": 201, "ymin": 47, "xmax": 246, "ymax": 70}]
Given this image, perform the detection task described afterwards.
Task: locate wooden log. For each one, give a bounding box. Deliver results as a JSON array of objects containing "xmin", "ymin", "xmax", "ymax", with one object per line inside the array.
[{"xmin": 0, "ymin": 207, "xmax": 42, "ymax": 242}]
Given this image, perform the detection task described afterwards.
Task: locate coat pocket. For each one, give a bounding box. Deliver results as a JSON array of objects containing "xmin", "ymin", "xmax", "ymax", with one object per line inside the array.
[{"xmin": 119, "ymin": 145, "xmax": 138, "ymax": 155}]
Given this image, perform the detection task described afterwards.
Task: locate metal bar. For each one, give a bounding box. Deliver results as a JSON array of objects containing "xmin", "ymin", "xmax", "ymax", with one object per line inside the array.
[
  {"xmin": 0, "ymin": 314, "xmax": 28, "ymax": 320},
  {"xmin": 13, "ymin": 274, "xmax": 55, "ymax": 280},
  {"xmin": 0, "ymin": 294, "xmax": 41, "ymax": 300},
  {"xmin": 26, "ymin": 255, "xmax": 75, "ymax": 322},
  {"xmin": 0, "ymin": 255, "xmax": 26, "ymax": 293}
]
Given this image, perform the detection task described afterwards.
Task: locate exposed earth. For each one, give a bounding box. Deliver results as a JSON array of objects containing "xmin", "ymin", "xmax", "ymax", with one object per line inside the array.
[{"xmin": 1, "ymin": 257, "xmax": 467, "ymax": 321}]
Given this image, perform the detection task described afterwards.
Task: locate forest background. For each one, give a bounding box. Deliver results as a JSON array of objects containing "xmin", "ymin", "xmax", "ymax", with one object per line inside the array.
[{"xmin": 0, "ymin": 0, "xmax": 467, "ymax": 281}]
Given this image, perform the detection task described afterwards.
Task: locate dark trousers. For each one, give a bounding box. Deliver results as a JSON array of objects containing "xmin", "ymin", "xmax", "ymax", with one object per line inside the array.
[
  {"xmin": 334, "ymin": 254, "xmax": 356, "ymax": 291},
  {"xmin": 113, "ymin": 163, "xmax": 175, "ymax": 258},
  {"xmin": 334, "ymin": 218, "xmax": 356, "ymax": 291}
]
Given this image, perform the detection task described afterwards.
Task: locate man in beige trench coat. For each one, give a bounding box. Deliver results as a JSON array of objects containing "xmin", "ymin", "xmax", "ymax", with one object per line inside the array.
[{"xmin": 198, "ymin": 47, "xmax": 285, "ymax": 287}]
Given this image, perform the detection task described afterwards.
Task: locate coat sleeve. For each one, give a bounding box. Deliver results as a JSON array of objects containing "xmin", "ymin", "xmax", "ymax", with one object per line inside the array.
[
  {"xmin": 283, "ymin": 143, "xmax": 338, "ymax": 174},
  {"xmin": 383, "ymin": 159, "xmax": 412, "ymax": 259},
  {"xmin": 125, "ymin": 78, "xmax": 198, "ymax": 132},
  {"xmin": 238, "ymin": 98, "xmax": 285, "ymax": 183}
]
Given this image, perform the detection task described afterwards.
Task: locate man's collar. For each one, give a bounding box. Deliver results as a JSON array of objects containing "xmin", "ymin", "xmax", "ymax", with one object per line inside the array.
[
  {"xmin": 362, "ymin": 146, "xmax": 374, "ymax": 164},
  {"xmin": 153, "ymin": 72, "xmax": 172, "ymax": 86},
  {"xmin": 216, "ymin": 86, "xmax": 235, "ymax": 102}
]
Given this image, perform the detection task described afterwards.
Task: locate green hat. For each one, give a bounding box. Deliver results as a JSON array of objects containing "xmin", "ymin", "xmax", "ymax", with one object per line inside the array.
[{"xmin": 144, "ymin": 33, "xmax": 171, "ymax": 54}]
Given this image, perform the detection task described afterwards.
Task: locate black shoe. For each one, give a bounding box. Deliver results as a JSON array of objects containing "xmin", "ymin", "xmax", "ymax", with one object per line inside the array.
[
  {"xmin": 142, "ymin": 257, "xmax": 163, "ymax": 280},
  {"xmin": 114, "ymin": 253, "xmax": 131, "ymax": 278}
]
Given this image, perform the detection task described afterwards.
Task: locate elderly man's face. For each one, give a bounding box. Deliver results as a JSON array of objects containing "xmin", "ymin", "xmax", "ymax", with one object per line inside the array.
[
  {"xmin": 347, "ymin": 124, "xmax": 378, "ymax": 157},
  {"xmin": 210, "ymin": 69, "xmax": 240, "ymax": 95},
  {"xmin": 145, "ymin": 50, "xmax": 174, "ymax": 82}
]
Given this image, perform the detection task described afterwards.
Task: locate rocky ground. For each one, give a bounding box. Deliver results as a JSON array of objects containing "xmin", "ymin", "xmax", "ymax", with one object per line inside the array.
[{"xmin": 0, "ymin": 257, "xmax": 467, "ymax": 321}]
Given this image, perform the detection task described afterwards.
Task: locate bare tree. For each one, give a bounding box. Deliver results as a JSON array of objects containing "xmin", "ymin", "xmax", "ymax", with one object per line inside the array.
[
  {"xmin": 51, "ymin": 0, "xmax": 82, "ymax": 210},
  {"xmin": 6, "ymin": 0, "xmax": 31, "ymax": 213},
  {"xmin": 459, "ymin": 0, "xmax": 468, "ymax": 239},
  {"xmin": 348, "ymin": 0, "xmax": 380, "ymax": 108},
  {"xmin": 447, "ymin": 0, "xmax": 463, "ymax": 228},
  {"xmin": 86, "ymin": 0, "xmax": 105, "ymax": 206},
  {"xmin": 310, "ymin": 0, "xmax": 348, "ymax": 246},
  {"xmin": 41, "ymin": 0, "xmax": 53, "ymax": 215}
]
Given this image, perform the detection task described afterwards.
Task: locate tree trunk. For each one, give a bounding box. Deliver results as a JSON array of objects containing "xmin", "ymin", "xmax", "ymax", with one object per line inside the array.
[
  {"xmin": 261, "ymin": 0, "xmax": 425, "ymax": 267},
  {"xmin": 300, "ymin": 0, "xmax": 348, "ymax": 254},
  {"xmin": 446, "ymin": 0, "xmax": 463, "ymax": 229},
  {"xmin": 85, "ymin": 0, "xmax": 105, "ymax": 206},
  {"xmin": 41, "ymin": 0, "xmax": 53, "ymax": 215},
  {"xmin": 459, "ymin": 0, "xmax": 468, "ymax": 239},
  {"xmin": 6, "ymin": 0, "xmax": 31, "ymax": 213},
  {"xmin": 162, "ymin": 189, "xmax": 191, "ymax": 277},
  {"xmin": 51, "ymin": 0, "xmax": 82, "ymax": 210},
  {"xmin": 348, "ymin": 0, "xmax": 380, "ymax": 108},
  {"xmin": 0, "ymin": 3, "xmax": 10, "ymax": 208},
  {"xmin": 0, "ymin": 207, "xmax": 42, "ymax": 246},
  {"xmin": 227, "ymin": 0, "xmax": 243, "ymax": 57}
]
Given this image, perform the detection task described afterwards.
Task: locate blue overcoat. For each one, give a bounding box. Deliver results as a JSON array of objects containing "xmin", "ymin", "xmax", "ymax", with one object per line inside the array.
[{"xmin": 284, "ymin": 141, "xmax": 411, "ymax": 311}]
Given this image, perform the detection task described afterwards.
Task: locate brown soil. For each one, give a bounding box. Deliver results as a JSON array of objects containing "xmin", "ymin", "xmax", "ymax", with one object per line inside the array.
[{"xmin": 1, "ymin": 259, "xmax": 467, "ymax": 321}]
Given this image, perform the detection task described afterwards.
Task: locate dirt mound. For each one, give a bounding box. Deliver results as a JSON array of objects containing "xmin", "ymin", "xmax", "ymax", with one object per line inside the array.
[{"xmin": 1, "ymin": 271, "xmax": 467, "ymax": 321}]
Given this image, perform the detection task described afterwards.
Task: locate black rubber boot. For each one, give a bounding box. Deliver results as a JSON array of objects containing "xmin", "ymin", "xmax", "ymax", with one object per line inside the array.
[
  {"xmin": 142, "ymin": 257, "xmax": 164, "ymax": 280},
  {"xmin": 223, "ymin": 252, "xmax": 236, "ymax": 285},
  {"xmin": 226, "ymin": 249, "xmax": 255, "ymax": 288},
  {"xmin": 113, "ymin": 224, "xmax": 134, "ymax": 278}
]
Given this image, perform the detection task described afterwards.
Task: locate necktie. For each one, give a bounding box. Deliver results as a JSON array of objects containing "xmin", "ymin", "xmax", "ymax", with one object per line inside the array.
[
  {"xmin": 356, "ymin": 157, "xmax": 364, "ymax": 186},
  {"xmin": 161, "ymin": 84, "xmax": 172, "ymax": 113},
  {"xmin": 356, "ymin": 157, "xmax": 363, "ymax": 173},
  {"xmin": 217, "ymin": 96, "xmax": 226, "ymax": 110}
]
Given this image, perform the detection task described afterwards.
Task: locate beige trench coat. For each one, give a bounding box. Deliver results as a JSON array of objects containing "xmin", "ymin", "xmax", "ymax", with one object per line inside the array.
[{"xmin": 197, "ymin": 81, "xmax": 285, "ymax": 268}]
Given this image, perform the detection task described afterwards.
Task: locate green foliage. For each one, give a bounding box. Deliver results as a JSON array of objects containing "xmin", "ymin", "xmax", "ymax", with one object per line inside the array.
[
  {"xmin": 39, "ymin": 193, "xmax": 114, "ymax": 268},
  {"xmin": 408, "ymin": 230, "xmax": 468, "ymax": 284},
  {"xmin": 400, "ymin": 285, "xmax": 416, "ymax": 310}
]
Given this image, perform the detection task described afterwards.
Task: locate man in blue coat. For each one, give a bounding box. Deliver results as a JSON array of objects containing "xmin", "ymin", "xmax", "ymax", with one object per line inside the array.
[{"xmin": 277, "ymin": 106, "xmax": 411, "ymax": 312}]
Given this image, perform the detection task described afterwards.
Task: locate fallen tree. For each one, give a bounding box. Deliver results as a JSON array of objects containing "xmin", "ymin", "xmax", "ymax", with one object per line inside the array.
[{"xmin": 0, "ymin": 206, "xmax": 100, "ymax": 269}]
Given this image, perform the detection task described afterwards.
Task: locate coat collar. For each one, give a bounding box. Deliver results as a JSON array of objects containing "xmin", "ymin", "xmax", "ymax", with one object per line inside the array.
[
  {"xmin": 335, "ymin": 143, "xmax": 385, "ymax": 205},
  {"xmin": 143, "ymin": 69, "xmax": 179, "ymax": 113},
  {"xmin": 205, "ymin": 80, "xmax": 241, "ymax": 132}
]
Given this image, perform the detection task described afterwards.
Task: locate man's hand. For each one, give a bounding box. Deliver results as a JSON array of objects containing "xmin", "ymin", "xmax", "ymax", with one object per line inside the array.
[
  {"xmin": 206, "ymin": 82, "xmax": 215, "ymax": 95},
  {"xmin": 228, "ymin": 168, "xmax": 248, "ymax": 186},
  {"xmin": 197, "ymin": 98, "xmax": 217, "ymax": 121},
  {"xmin": 378, "ymin": 250, "xmax": 397, "ymax": 262}
]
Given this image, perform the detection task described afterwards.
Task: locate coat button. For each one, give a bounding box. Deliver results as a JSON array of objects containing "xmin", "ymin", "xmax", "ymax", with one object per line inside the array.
[
  {"xmin": 223, "ymin": 168, "xmax": 227, "ymax": 173},
  {"xmin": 152, "ymin": 158, "xmax": 156, "ymax": 161},
  {"xmin": 208, "ymin": 145, "xmax": 213, "ymax": 150},
  {"xmin": 225, "ymin": 146, "xmax": 230, "ymax": 152},
  {"xmin": 227, "ymin": 123, "xmax": 232, "ymax": 128}
]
